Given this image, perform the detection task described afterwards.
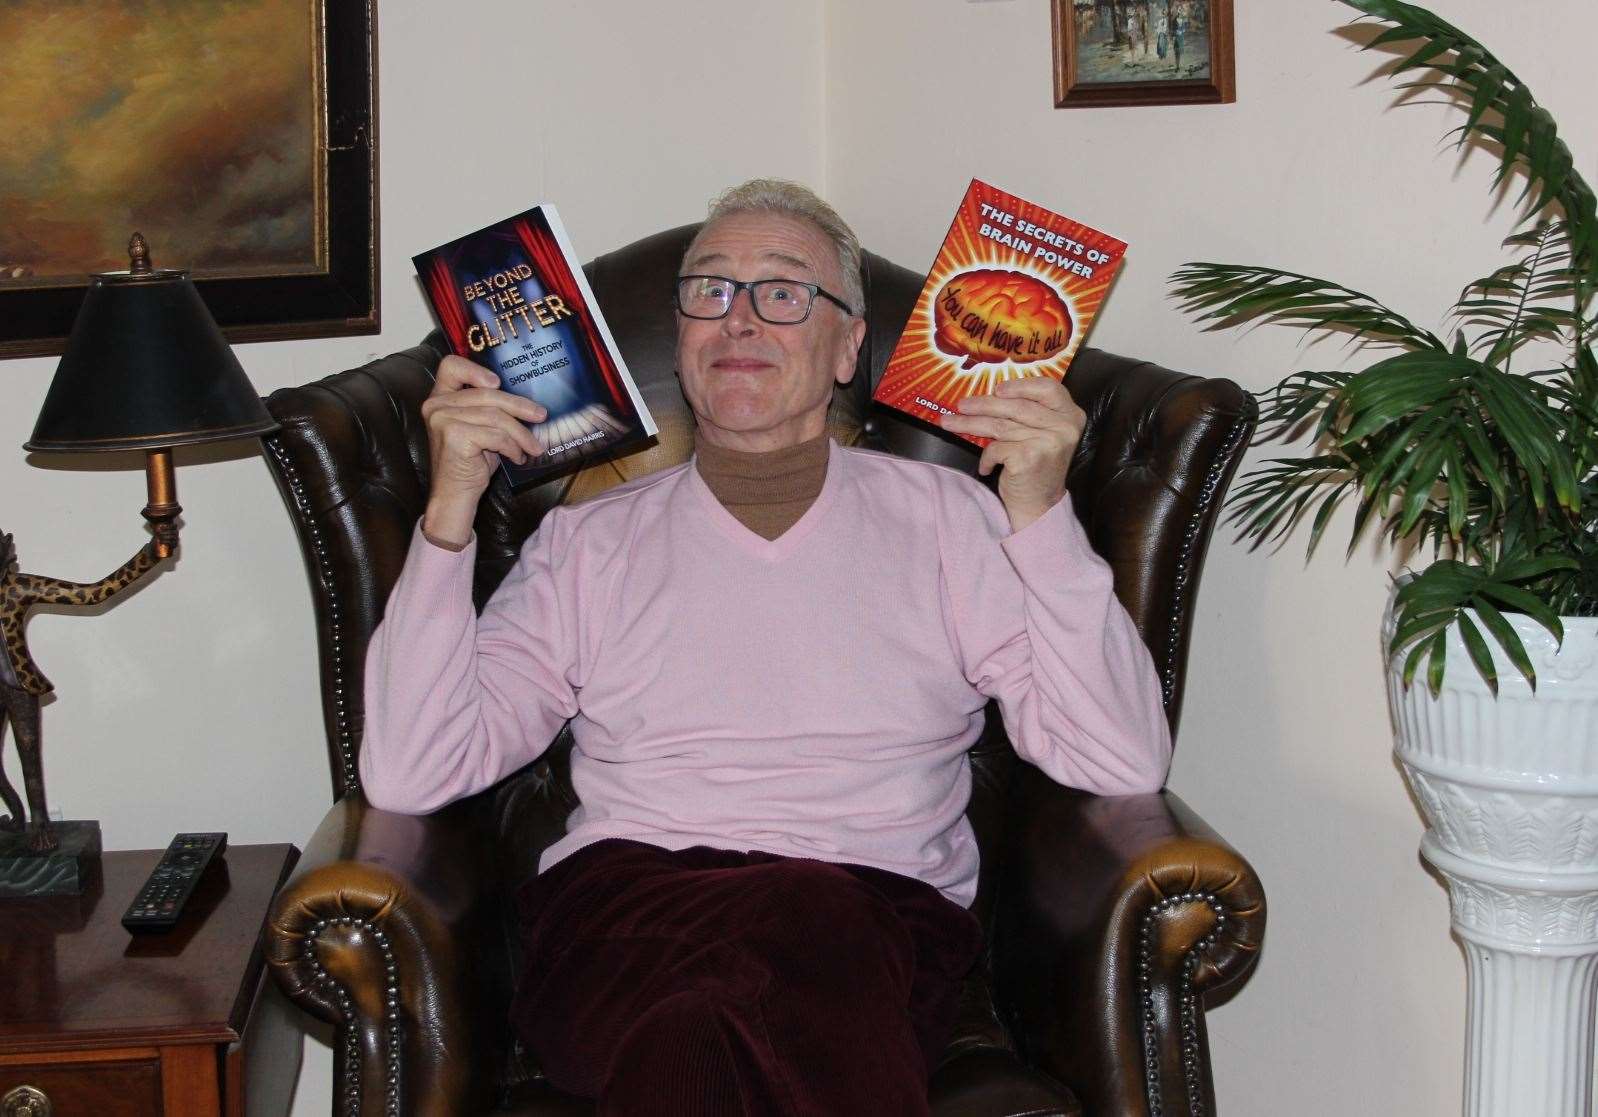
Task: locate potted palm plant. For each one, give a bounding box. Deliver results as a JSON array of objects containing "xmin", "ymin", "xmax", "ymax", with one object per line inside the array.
[{"xmin": 1170, "ymin": 2, "xmax": 1597, "ymax": 1114}]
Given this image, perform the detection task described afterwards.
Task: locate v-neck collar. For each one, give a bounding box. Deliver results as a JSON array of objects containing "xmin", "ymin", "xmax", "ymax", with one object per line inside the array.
[{"xmin": 688, "ymin": 438, "xmax": 844, "ymax": 562}]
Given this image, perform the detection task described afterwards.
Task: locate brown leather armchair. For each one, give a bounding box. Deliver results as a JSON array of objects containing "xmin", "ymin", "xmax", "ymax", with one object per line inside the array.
[{"xmin": 260, "ymin": 225, "xmax": 1266, "ymax": 1117}]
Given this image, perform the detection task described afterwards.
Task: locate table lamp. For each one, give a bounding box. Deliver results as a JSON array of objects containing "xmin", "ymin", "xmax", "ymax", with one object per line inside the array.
[{"xmin": 0, "ymin": 234, "xmax": 278, "ymax": 896}]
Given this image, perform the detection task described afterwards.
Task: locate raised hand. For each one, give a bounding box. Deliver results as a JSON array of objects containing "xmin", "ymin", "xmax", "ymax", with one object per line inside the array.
[
  {"xmin": 421, "ymin": 355, "xmax": 547, "ymax": 546},
  {"xmin": 938, "ymin": 377, "xmax": 1085, "ymax": 533}
]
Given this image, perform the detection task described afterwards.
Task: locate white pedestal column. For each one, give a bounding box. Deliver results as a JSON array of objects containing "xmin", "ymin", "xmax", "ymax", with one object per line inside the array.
[
  {"xmin": 1386, "ymin": 603, "xmax": 1598, "ymax": 1117},
  {"xmin": 1422, "ymin": 835, "xmax": 1598, "ymax": 1117}
]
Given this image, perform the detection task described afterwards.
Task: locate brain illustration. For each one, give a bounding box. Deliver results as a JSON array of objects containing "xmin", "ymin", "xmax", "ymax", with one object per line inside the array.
[{"xmin": 933, "ymin": 268, "xmax": 1073, "ymax": 371}]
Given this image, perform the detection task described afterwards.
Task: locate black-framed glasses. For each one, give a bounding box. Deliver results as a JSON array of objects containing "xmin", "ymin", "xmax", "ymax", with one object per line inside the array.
[{"xmin": 674, "ymin": 275, "xmax": 856, "ymax": 324}]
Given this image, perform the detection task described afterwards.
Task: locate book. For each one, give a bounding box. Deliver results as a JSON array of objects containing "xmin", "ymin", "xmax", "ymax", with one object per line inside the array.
[
  {"xmin": 413, "ymin": 205, "xmax": 657, "ymax": 488},
  {"xmin": 872, "ymin": 179, "xmax": 1127, "ymax": 445}
]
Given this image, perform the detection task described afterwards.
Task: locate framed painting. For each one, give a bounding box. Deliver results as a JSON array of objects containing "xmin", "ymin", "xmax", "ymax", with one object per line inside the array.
[
  {"xmin": 0, "ymin": 0, "xmax": 377, "ymax": 360},
  {"xmin": 1053, "ymin": 0, "xmax": 1235, "ymax": 108}
]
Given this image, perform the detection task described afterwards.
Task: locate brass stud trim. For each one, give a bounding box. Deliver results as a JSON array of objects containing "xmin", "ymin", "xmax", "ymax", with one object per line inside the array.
[
  {"xmin": 264, "ymin": 434, "xmax": 359, "ymax": 797},
  {"xmin": 1138, "ymin": 891, "xmax": 1229, "ymax": 1117}
]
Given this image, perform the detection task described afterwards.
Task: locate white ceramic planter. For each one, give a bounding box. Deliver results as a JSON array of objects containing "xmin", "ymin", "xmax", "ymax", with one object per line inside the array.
[{"xmin": 1387, "ymin": 597, "xmax": 1598, "ymax": 1117}]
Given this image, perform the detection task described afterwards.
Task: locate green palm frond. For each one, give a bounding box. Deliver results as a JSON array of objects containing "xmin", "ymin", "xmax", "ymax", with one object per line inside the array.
[
  {"xmin": 1225, "ymin": 452, "xmax": 1364, "ymax": 554},
  {"xmin": 1170, "ymin": 264, "xmax": 1445, "ymax": 350},
  {"xmin": 1254, "ymin": 370, "xmax": 1356, "ymax": 442},
  {"xmin": 1455, "ymin": 222, "xmax": 1582, "ymax": 367},
  {"xmin": 1340, "ymin": 0, "xmax": 1598, "ymax": 288},
  {"xmin": 1571, "ymin": 346, "xmax": 1598, "ymax": 468},
  {"xmin": 1339, "ymin": 350, "xmax": 1581, "ymax": 518},
  {"xmin": 1170, "ymin": 3, "xmax": 1598, "ymax": 692},
  {"xmin": 1390, "ymin": 554, "xmax": 1579, "ymax": 694}
]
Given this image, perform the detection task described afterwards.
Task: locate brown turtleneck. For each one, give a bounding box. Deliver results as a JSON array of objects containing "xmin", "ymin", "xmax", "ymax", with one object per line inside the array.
[{"xmin": 693, "ymin": 429, "xmax": 830, "ymax": 541}]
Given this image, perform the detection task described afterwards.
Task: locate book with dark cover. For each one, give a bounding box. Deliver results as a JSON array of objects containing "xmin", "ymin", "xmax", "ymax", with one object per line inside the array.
[
  {"xmin": 873, "ymin": 179, "xmax": 1127, "ymax": 446},
  {"xmin": 413, "ymin": 205, "xmax": 657, "ymax": 487}
]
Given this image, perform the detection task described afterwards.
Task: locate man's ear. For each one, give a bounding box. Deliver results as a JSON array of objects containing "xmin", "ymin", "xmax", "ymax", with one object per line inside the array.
[{"xmin": 835, "ymin": 317, "xmax": 867, "ymax": 386}]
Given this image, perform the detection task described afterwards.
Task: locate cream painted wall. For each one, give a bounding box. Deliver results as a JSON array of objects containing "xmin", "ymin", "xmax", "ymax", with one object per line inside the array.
[
  {"xmin": 0, "ymin": 4, "xmax": 823, "ymax": 1113},
  {"xmin": 8, "ymin": 1, "xmax": 1594, "ymax": 1113},
  {"xmin": 824, "ymin": 0, "xmax": 1595, "ymax": 1113}
]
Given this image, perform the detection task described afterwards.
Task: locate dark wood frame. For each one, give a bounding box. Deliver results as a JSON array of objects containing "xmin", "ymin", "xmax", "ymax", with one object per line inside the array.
[
  {"xmin": 1052, "ymin": 0, "xmax": 1235, "ymax": 109},
  {"xmin": 0, "ymin": 0, "xmax": 378, "ymax": 360}
]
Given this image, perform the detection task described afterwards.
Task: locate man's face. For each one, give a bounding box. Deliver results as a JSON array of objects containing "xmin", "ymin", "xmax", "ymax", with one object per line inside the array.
[{"xmin": 676, "ymin": 212, "xmax": 866, "ymax": 452}]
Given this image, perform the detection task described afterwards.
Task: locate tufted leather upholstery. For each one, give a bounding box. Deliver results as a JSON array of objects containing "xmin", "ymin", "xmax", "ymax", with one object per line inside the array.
[{"xmin": 262, "ymin": 224, "xmax": 1266, "ymax": 1116}]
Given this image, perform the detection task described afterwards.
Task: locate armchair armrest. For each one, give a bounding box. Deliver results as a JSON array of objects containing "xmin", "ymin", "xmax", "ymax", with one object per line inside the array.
[
  {"xmin": 996, "ymin": 766, "xmax": 1265, "ymax": 1117},
  {"xmin": 265, "ymin": 793, "xmax": 495, "ymax": 1116}
]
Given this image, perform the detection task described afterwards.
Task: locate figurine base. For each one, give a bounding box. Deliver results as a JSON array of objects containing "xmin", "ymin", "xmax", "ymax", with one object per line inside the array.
[{"xmin": 0, "ymin": 820, "xmax": 102, "ymax": 897}]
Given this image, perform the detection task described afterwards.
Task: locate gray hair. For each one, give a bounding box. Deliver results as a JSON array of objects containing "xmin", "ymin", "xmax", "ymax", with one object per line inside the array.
[{"xmin": 690, "ymin": 179, "xmax": 864, "ymax": 317}]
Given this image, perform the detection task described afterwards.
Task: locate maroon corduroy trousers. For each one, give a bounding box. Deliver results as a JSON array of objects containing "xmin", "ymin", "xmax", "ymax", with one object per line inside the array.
[{"xmin": 511, "ymin": 839, "xmax": 983, "ymax": 1116}]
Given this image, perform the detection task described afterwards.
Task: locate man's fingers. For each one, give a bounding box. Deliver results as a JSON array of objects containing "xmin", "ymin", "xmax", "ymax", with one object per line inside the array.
[
  {"xmin": 432, "ymin": 388, "xmax": 548, "ymax": 424},
  {"xmin": 436, "ymin": 406, "xmax": 544, "ymax": 462},
  {"xmin": 977, "ymin": 443, "xmax": 998, "ymax": 477},
  {"xmin": 436, "ymin": 354, "xmax": 500, "ymax": 392},
  {"xmin": 993, "ymin": 376, "xmax": 1071, "ymax": 405},
  {"xmin": 424, "ymin": 386, "xmax": 547, "ymax": 425},
  {"xmin": 977, "ymin": 439, "xmax": 1017, "ymax": 477},
  {"xmin": 941, "ymin": 379, "xmax": 1080, "ymax": 527},
  {"xmin": 453, "ymin": 422, "xmax": 538, "ymax": 466},
  {"xmin": 943, "ymin": 403, "xmax": 1070, "ymax": 442},
  {"xmin": 461, "ymin": 408, "xmax": 545, "ymax": 461},
  {"xmin": 954, "ymin": 395, "xmax": 1064, "ymax": 432},
  {"xmin": 939, "ymin": 413, "xmax": 1014, "ymax": 441}
]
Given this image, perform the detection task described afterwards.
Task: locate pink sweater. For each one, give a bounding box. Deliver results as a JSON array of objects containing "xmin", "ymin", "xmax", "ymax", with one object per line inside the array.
[{"xmin": 360, "ymin": 440, "xmax": 1171, "ymax": 906}]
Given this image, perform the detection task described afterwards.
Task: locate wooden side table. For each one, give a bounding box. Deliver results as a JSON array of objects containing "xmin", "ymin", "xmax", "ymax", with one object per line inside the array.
[{"xmin": 0, "ymin": 844, "xmax": 301, "ymax": 1117}]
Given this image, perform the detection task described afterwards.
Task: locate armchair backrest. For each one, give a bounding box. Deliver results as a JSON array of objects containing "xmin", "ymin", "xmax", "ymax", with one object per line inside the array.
[{"xmin": 261, "ymin": 223, "xmax": 1255, "ymax": 929}]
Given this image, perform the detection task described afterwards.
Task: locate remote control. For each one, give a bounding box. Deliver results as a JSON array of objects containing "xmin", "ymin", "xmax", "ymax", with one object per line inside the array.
[{"xmin": 121, "ymin": 832, "xmax": 228, "ymax": 934}]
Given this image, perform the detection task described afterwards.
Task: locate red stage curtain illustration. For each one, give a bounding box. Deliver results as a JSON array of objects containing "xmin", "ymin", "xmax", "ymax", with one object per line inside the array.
[
  {"xmin": 511, "ymin": 217, "xmax": 637, "ymax": 420},
  {"xmin": 424, "ymin": 256, "xmax": 471, "ymax": 354}
]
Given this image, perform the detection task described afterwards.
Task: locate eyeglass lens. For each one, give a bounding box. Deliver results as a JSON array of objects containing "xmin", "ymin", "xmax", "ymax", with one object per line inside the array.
[{"xmin": 677, "ymin": 277, "xmax": 815, "ymax": 323}]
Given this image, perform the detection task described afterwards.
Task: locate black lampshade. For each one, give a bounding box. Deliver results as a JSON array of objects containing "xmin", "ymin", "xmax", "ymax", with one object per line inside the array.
[{"xmin": 26, "ymin": 239, "xmax": 278, "ymax": 453}]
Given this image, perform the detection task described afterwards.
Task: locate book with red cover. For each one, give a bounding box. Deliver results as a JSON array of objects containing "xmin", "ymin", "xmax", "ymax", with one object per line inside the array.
[
  {"xmin": 413, "ymin": 205, "xmax": 657, "ymax": 488},
  {"xmin": 872, "ymin": 179, "xmax": 1127, "ymax": 445}
]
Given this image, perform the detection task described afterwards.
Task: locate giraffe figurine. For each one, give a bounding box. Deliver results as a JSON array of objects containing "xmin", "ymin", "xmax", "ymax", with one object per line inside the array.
[{"xmin": 0, "ymin": 527, "xmax": 171, "ymax": 852}]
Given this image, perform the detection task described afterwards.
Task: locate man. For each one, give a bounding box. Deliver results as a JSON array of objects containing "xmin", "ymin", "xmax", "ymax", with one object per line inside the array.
[{"xmin": 360, "ymin": 180, "xmax": 1170, "ymax": 1115}]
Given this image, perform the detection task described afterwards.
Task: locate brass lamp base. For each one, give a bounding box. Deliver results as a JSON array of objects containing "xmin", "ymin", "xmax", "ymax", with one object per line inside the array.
[{"xmin": 0, "ymin": 820, "xmax": 102, "ymax": 897}]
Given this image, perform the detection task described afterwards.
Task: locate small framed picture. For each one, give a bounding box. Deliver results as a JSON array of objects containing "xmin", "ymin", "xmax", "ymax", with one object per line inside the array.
[{"xmin": 1052, "ymin": 0, "xmax": 1235, "ymax": 108}]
